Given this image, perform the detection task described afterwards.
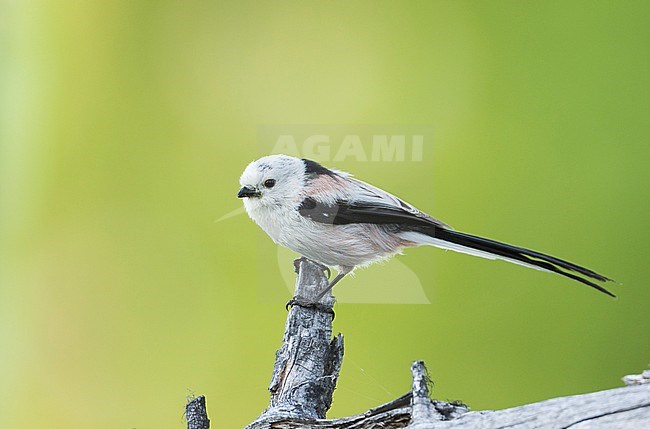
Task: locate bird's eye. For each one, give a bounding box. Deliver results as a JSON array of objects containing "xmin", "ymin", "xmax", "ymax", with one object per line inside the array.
[{"xmin": 263, "ymin": 179, "xmax": 276, "ymax": 188}]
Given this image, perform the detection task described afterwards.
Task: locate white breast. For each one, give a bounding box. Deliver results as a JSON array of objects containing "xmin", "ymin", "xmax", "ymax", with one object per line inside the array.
[{"xmin": 244, "ymin": 198, "xmax": 408, "ymax": 269}]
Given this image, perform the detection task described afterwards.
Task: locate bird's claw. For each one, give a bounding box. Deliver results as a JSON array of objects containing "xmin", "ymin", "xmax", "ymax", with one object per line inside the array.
[
  {"xmin": 285, "ymin": 297, "xmax": 335, "ymax": 318},
  {"xmin": 322, "ymin": 265, "xmax": 332, "ymax": 279}
]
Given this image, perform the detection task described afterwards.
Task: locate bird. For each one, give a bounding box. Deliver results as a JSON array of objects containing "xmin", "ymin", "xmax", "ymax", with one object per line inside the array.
[{"xmin": 237, "ymin": 154, "xmax": 615, "ymax": 302}]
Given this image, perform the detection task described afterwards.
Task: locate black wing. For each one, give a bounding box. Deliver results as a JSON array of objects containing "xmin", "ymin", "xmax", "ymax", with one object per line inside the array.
[{"xmin": 298, "ymin": 197, "xmax": 439, "ymax": 228}]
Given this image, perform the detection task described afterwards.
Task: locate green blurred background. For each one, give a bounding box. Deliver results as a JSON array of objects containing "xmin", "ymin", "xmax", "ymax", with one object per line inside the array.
[{"xmin": 1, "ymin": 1, "xmax": 649, "ymax": 427}]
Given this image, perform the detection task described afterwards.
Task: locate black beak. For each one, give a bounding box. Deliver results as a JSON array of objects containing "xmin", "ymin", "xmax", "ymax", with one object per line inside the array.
[{"xmin": 237, "ymin": 186, "xmax": 261, "ymax": 198}]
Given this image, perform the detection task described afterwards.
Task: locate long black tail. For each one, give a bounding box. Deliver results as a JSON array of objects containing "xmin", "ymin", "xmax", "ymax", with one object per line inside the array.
[{"xmin": 424, "ymin": 227, "xmax": 616, "ymax": 297}]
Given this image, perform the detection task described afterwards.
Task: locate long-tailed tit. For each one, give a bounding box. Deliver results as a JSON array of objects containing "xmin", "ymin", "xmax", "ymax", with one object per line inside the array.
[{"xmin": 237, "ymin": 154, "xmax": 614, "ymax": 301}]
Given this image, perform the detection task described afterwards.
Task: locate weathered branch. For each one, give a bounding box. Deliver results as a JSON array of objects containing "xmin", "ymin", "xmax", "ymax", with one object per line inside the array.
[
  {"xmin": 246, "ymin": 258, "xmax": 344, "ymax": 428},
  {"xmin": 186, "ymin": 395, "xmax": 210, "ymax": 429},
  {"xmin": 409, "ymin": 360, "xmax": 469, "ymax": 427},
  {"xmin": 433, "ymin": 382, "xmax": 650, "ymax": 429},
  {"xmin": 186, "ymin": 260, "xmax": 650, "ymax": 428},
  {"xmin": 623, "ymin": 368, "xmax": 650, "ymax": 386},
  {"xmin": 242, "ymin": 359, "xmax": 650, "ymax": 429}
]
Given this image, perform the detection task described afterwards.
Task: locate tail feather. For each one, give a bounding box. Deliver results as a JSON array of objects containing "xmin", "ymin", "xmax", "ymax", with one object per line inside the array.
[{"xmin": 404, "ymin": 227, "xmax": 616, "ymax": 297}]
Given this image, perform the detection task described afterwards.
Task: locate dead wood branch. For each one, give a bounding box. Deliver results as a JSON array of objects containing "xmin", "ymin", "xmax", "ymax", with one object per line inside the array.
[{"xmin": 187, "ymin": 260, "xmax": 650, "ymax": 428}]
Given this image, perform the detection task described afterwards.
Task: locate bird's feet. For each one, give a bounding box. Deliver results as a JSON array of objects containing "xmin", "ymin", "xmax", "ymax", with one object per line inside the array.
[
  {"xmin": 285, "ymin": 297, "xmax": 335, "ymax": 318},
  {"xmin": 293, "ymin": 257, "xmax": 331, "ymax": 279}
]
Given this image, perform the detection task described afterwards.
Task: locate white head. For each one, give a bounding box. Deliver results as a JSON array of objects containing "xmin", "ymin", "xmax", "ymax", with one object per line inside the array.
[{"xmin": 238, "ymin": 155, "xmax": 308, "ymax": 209}]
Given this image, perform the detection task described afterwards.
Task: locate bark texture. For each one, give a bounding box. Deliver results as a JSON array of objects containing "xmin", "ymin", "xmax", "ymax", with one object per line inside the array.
[
  {"xmin": 186, "ymin": 395, "xmax": 210, "ymax": 429},
  {"xmin": 433, "ymin": 382, "xmax": 650, "ymax": 429},
  {"xmin": 188, "ymin": 259, "xmax": 650, "ymax": 428},
  {"xmin": 246, "ymin": 258, "xmax": 344, "ymax": 429}
]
